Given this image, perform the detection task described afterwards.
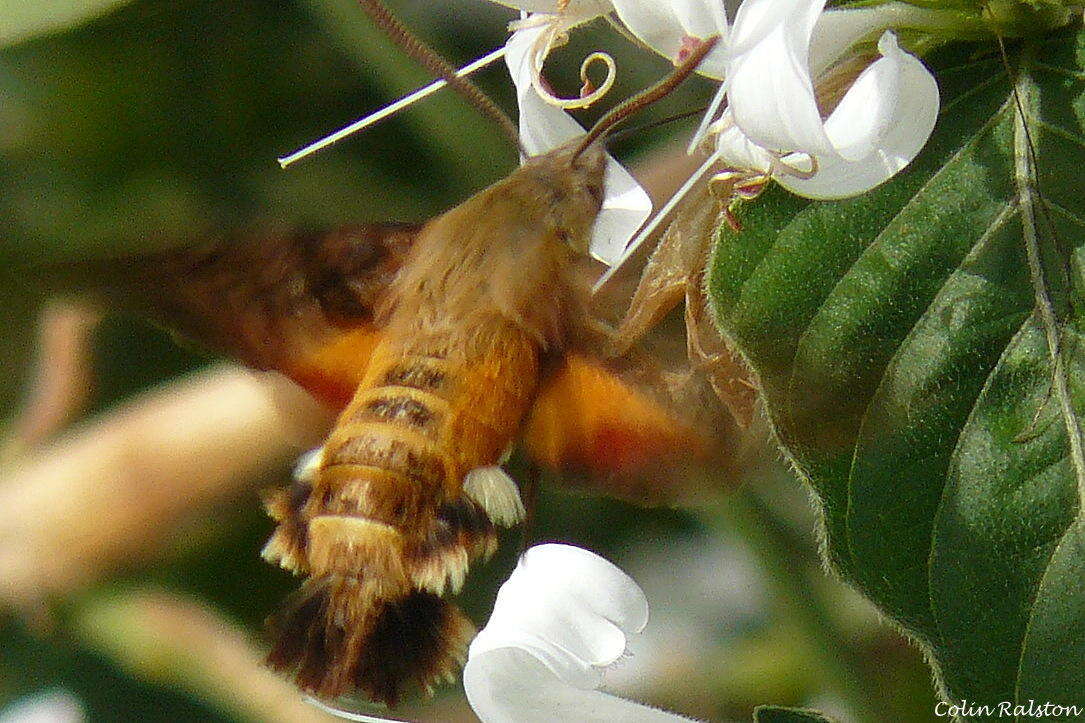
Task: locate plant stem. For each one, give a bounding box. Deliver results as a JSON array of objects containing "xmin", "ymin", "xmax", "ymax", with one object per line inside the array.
[{"xmin": 702, "ymin": 489, "xmax": 883, "ymax": 722}]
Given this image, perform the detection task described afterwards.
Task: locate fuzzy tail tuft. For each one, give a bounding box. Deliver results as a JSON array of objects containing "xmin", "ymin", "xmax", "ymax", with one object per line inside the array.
[{"xmin": 266, "ymin": 576, "xmax": 475, "ymax": 706}]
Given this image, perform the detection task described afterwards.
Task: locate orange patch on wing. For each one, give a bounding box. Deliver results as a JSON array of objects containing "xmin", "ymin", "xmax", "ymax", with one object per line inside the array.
[
  {"xmin": 287, "ymin": 327, "xmax": 384, "ymax": 408},
  {"xmin": 522, "ymin": 354, "xmax": 706, "ymax": 476}
]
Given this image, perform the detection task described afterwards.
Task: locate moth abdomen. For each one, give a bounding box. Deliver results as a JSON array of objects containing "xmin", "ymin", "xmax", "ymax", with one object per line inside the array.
[
  {"xmin": 265, "ymin": 338, "xmax": 536, "ymax": 703},
  {"xmin": 266, "ymin": 576, "xmax": 474, "ymax": 706}
]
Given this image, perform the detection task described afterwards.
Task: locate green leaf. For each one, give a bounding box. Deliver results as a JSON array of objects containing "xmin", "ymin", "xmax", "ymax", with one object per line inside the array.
[
  {"xmin": 708, "ymin": 28, "xmax": 1085, "ymax": 715},
  {"xmin": 753, "ymin": 705, "xmax": 836, "ymax": 723},
  {"xmin": 0, "ymin": 0, "xmax": 136, "ymax": 47}
]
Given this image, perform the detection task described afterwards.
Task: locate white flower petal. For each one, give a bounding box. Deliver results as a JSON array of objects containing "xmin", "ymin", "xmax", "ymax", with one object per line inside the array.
[
  {"xmin": 673, "ymin": 0, "xmax": 725, "ymax": 38},
  {"xmin": 505, "ymin": 24, "xmax": 651, "ymax": 264},
  {"xmin": 726, "ymin": 0, "xmax": 831, "ymax": 154},
  {"xmin": 591, "ymin": 161, "xmax": 654, "ymax": 265},
  {"xmin": 611, "ymin": 0, "xmax": 729, "ymax": 79},
  {"xmin": 809, "ymin": 3, "xmax": 909, "ymax": 75},
  {"xmin": 713, "ymin": 115, "xmax": 774, "ymax": 173},
  {"xmin": 820, "ymin": 38, "xmax": 903, "ymax": 161},
  {"xmin": 469, "ymin": 544, "xmax": 647, "ymax": 687},
  {"xmin": 486, "ymin": 0, "xmax": 611, "ymax": 15},
  {"xmin": 464, "ymin": 544, "xmax": 691, "ymax": 723},
  {"xmin": 727, "ymin": 0, "xmax": 796, "ymax": 55},
  {"xmin": 610, "ymin": 0, "xmax": 683, "ymax": 60},
  {"xmin": 679, "ymin": 0, "xmax": 731, "ymax": 77},
  {"xmin": 778, "ymin": 32, "xmax": 938, "ymax": 198},
  {"xmin": 465, "ymin": 648, "xmax": 692, "ymax": 723}
]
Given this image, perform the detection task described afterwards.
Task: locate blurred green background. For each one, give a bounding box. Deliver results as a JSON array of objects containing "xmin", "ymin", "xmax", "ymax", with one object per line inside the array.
[{"xmin": 0, "ymin": 1, "xmax": 940, "ymax": 720}]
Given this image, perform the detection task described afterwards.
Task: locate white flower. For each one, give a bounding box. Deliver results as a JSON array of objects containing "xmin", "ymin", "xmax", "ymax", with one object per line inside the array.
[
  {"xmin": 489, "ymin": 0, "xmax": 731, "ymax": 76},
  {"xmin": 487, "ymin": 0, "xmax": 611, "ymax": 16},
  {"xmin": 463, "ymin": 544, "xmax": 695, "ymax": 722},
  {"xmin": 505, "ymin": 21, "xmax": 652, "ymax": 265},
  {"xmin": 493, "ymin": 0, "xmax": 938, "ymax": 201},
  {"xmin": 610, "ymin": 0, "xmax": 730, "ymax": 78},
  {"xmin": 592, "ymin": 0, "xmax": 940, "ymax": 199},
  {"xmin": 495, "ymin": 0, "xmax": 938, "ymax": 237},
  {"xmin": 495, "ymin": 1, "xmax": 616, "ymax": 110},
  {"xmin": 710, "ymin": 0, "xmax": 939, "ymax": 199}
]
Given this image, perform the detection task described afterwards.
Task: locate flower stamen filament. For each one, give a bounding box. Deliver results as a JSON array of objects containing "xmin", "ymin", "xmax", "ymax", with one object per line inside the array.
[{"xmin": 277, "ymin": 46, "xmax": 508, "ymax": 168}]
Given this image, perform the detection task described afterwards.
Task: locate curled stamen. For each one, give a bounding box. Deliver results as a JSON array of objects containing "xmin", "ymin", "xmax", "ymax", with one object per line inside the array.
[
  {"xmin": 515, "ymin": 13, "xmax": 616, "ymax": 110},
  {"xmin": 573, "ymin": 51, "xmax": 616, "ymax": 107},
  {"xmin": 710, "ymin": 168, "xmax": 769, "ymax": 202},
  {"xmin": 704, "ymin": 112, "xmax": 823, "ymax": 191}
]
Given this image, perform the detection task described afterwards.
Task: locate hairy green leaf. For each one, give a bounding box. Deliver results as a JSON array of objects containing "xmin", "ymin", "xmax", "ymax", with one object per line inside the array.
[
  {"xmin": 708, "ymin": 28, "xmax": 1085, "ymax": 715},
  {"xmin": 753, "ymin": 705, "xmax": 835, "ymax": 723}
]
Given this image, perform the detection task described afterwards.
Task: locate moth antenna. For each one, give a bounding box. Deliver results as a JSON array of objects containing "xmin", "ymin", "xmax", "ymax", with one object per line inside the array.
[
  {"xmin": 355, "ymin": 0, "xmax": 522, "ymax": 153},
  {"xmin": 575, "ymin": 35, "xmax": 720, "ymax": 159}
]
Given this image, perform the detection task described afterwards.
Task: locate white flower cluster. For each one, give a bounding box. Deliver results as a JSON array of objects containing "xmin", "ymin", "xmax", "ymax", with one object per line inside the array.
[{"xmin": 495, "ymin": 0, "xmax": 940, "ymax": 264}]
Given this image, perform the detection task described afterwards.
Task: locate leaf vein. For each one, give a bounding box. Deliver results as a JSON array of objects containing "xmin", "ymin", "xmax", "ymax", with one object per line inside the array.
[
  {"xmin": 1015, "ymin": 53, "xmax": 1085, "ymax": 506},
  {"xmin": 1041, "ymin": 198, "xmax": 1085, "ymax": 229},
  {"xmin": 927, "ymin": 315, "xmax": 1036, "ymax": 670},
  {"xmin": 1015, "ymin": 518, "xmax": 1083, "ymax": 706},
  {"xmin": 934, "ymin": 58, "xmax": 1003, "ymax": 78},
  {"xmin": 938, "ymin": 70, "xmax": 1008, "ymax": 117},
  {"xmin": 1014, "ymin": 45, "xmax": 1085, "ymax": 704},
  {"xmin": 1033, "ymin": 117, "xmax": 1085, "ymax": 154},
  {"xmin": 1030, "ymin": 60, "xmax": 1085, "ymax": 81}
]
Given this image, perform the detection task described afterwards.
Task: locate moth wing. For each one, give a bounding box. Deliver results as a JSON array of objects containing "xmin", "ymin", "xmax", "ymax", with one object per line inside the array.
[
  {"xmin": 615, "ymin": 179, "xmax": 757, "ymax": 427},
  {"xmin": 67, "ymin": 223, "xmax": 420, "ymax": 406},
  {"xmin": 520, "ymin": 252, "xmax": 741, "ymax": 505},
  {"xmin": 521, "ymin": 351, "xmax": 736, "ymax": 503}
]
